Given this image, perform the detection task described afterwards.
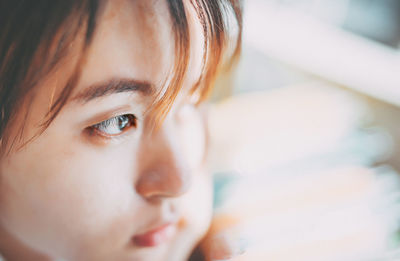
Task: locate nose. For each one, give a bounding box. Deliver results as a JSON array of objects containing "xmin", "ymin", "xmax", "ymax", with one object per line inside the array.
[{"xmin": 135, "ymin": 121, "xmax": 192, "ymax": 200}]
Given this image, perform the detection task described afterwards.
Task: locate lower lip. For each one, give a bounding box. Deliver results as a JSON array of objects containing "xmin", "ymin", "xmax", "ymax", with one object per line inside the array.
[{"xmin": 133, "ymin": 224, "xmax": 176, "ymax": 247}]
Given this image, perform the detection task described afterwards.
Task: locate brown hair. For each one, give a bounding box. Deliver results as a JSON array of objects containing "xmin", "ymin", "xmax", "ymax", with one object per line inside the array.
[{"xmin": 0, "ymin": 0, "xmax": 242, "ymax": 154}]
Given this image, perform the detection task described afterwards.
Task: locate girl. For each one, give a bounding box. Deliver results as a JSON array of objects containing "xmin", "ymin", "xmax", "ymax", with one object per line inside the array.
[{"xmin": 0, "ymin": 0, "xmax": 242, "ymax": 260}]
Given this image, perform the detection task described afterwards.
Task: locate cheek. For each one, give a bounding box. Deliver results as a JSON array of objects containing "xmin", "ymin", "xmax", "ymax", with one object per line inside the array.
[
  {"xmin": 176, "ymin": 105, "xmax": 207, "ymax": 169},
  {"xmin": 0, "ymin": 136, "xmax": 139, "ymax": 259},
  {"xmin": 181, "ymin": 167, "xmax": 213, "ymax": 242},
  {"xmin": 0, "ymin": 121, "xmax": 213, "ymax": 260}
]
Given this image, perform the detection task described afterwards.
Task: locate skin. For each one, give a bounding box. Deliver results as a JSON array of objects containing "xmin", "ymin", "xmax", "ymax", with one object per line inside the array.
[{"xmin": 0, "ymin": 0, "xmax": 213, "ymax": 260}]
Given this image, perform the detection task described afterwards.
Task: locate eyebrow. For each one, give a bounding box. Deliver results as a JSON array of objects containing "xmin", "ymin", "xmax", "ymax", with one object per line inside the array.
[{"xmin": 71, "ymin": 78, "xmax": 156, "ymax": 103}]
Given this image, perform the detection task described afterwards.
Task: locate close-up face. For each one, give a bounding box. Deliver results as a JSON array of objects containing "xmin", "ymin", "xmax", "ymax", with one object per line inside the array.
[{"xmin": 0, "ymin": 0, "xmax": 214, "ymax": 260}]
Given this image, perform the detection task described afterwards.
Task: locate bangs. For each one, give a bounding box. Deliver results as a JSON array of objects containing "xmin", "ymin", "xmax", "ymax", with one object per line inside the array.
[
  {"xmin": 150, "ymin": 0, "xmax": 243, "ymax": 125},
  {"xmin": 0, "ymin": 0, "xmax": 100, "ymax": 154}
]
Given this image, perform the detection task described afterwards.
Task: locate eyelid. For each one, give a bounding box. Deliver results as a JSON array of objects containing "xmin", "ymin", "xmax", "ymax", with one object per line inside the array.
[
  {"xmin": 86, "ymin": 114, "xmax": 137, "ymax": 139},
  {"xmin": 81, "ymin": 105, "xmax": 135, "ymax": 128}
]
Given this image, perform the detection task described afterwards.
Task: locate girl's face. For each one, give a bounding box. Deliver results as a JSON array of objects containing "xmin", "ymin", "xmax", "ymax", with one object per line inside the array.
[{"xmin": 0, "ymin": 0, "xmax": 212, "ymax": 260}]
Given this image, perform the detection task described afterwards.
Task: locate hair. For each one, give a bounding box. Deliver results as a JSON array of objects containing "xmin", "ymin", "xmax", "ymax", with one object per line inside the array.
[{"xmin": 0, "ymin": 0, "xmax": 242, "ymax": 155}]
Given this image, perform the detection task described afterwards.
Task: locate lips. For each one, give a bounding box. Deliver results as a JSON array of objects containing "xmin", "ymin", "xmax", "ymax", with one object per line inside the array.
[{"xmin": 133, "ymin": 223, "xmax": 176, "ymax": 247}]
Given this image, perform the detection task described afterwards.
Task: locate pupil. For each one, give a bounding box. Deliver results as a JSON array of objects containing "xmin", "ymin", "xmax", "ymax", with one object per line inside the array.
[{"xmin": 118, "ymin": 116, "xmax": 129, "ymax": 129}]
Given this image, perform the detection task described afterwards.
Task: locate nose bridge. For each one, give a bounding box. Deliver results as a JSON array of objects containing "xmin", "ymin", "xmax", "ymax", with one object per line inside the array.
[{"xmin": 135, "ymin": 121, "xmax": 192, "ymax": 199}]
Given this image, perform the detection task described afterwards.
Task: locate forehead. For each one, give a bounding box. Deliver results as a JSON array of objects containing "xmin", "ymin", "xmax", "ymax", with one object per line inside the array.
[
  {"xmin": 78, "ymin": 0, "xmax": 173, "ymax": 90},
  {"xmin": 76, "ymin": 0, "xmax": 204, "ymax": 98}
]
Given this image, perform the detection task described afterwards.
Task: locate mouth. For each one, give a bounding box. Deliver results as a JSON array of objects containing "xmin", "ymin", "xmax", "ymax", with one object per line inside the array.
[{"xmin": 132, "ymin": 222, "xmax": 177, "ymax": 247}]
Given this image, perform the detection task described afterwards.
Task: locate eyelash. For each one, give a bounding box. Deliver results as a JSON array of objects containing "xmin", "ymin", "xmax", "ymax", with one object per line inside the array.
[{"xmin": 87, "ymin": 114, "xmax": 137, "ymax": 138}]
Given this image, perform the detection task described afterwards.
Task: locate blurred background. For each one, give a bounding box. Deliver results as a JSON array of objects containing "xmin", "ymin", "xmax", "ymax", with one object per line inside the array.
[{"xmin": 208, "ymin": 0, "xmax": 400, "ymax": 260}]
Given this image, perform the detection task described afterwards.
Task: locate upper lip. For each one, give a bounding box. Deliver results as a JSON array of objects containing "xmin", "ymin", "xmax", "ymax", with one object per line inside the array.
[
  {"xmin": 131, "ymin": 204, "xmax": 181, "ymax": 246},
  {"xmin": 136, "ymin": 222, "xmax": 173, "ymax": 236},
  {"xmin": 136, "ymin": 213, "xmax": 179, "ymax": 234}
]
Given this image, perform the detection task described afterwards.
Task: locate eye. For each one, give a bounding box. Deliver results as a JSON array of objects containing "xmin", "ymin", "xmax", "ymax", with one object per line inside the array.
[{"xmin": 88, "ymin": 114, "xmax": 137, "ymax": 137}]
